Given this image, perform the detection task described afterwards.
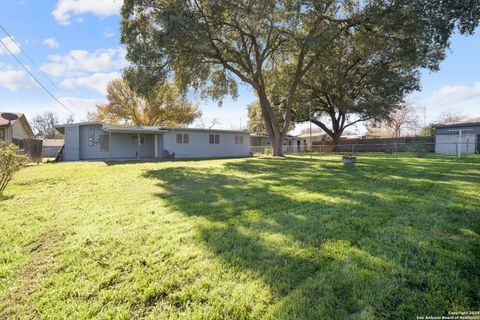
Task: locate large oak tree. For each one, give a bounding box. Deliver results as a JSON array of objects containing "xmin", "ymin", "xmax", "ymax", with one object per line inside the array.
[
  {"xmin": 121, "ymin": 0, "xmax": 371, "ymax": 155},
  {"xmin": 291, "ymin": 19, "xmax": 421, "ymax": 146},
  {"xmin": 121, "ymin": 0, "xmax": 479, "ymax": 155},
  {"xmin": 290, "ymin": 1, "xmax": 479, "ymax": 146}
]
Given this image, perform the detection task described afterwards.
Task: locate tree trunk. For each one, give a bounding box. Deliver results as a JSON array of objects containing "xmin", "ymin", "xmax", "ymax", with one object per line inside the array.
[
  {"xmin": 332, "ymin": 134, "xmax": 341, "ymax": 152},
  {"xmin": 272, "ymin": 134, "xmax": 284, "ymax": 156},
  {"xmin": 257, "ymin": 91, "xmax": 284, "ymax": 156}
]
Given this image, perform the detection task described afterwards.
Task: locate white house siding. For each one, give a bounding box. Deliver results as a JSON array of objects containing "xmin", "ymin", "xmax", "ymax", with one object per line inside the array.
[{"xmin": 164, "ymin": 130, "xmax": 250, "ymax": 158}]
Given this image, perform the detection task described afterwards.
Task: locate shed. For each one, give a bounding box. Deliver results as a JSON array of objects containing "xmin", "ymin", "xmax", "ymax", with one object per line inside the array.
[{"xmin": 433, "ymin": 122, "xmax": 480, "ymax": 154}]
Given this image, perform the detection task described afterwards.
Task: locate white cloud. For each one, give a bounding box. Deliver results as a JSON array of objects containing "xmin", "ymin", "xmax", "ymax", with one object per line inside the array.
[
  {"xmin": 40, "ymin": 47, "xmax": 127, "ymax": 77},
  {"xmin": 56, "ymin": 96, "xmax": 102, "ymax": 118},
  {"xmin": 0, "ymin": 36, "xmax": 21, "ymax": 55},
  {"xmin": 52, "ymin": 0, "xmax": 123, "ymax": 25},
  {"xmin": 0, "ymin": 66, "xmax": 36, "ymax": 91},
  {"xmin": 43, "ymin": 38, "xmax": 60, "ymax": 49},
  {"xmin": 427, "ymin": 82, "xmax": 480, "ymax": 106},
  {"xmin": 60, "ymin": 71, "xmax": 120, "ymax": 94}
]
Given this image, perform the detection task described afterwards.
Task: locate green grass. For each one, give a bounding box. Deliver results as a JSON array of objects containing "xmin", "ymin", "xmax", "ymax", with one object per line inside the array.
[{"xmin": 0, "ymin": 153, "xmax": 479, "ymax": 319}]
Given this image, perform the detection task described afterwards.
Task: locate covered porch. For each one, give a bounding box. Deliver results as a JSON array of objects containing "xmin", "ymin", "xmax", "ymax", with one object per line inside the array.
[{"xmin": 103, "ymin": 126, "xmax": 168, "ymax": 160}]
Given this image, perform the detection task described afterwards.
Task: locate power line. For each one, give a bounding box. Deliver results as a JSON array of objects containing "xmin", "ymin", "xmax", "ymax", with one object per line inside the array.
[
  {"xmin": 0, "ymin": 23, "xmax": 83, "ymax": 115},
  {"xmin": 0, "ymin": 37, "xmax": 76, "ymax": 116}
]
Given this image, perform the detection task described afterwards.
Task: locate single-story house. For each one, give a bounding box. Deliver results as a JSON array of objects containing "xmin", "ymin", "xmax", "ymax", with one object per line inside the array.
[
  {"xmin": 433, "ymin": 122, "xmax": 480, "ymax": 154},
  {"xmin": 297, "ymin": 132, "xmax": 328, "ymax": 151},
  {"xmin": 42, "ymin": 139, "xmax": 64, "ymax": 157},
  {"xmin": 250, "ymin": 133, "xmax": 306, "ymax": 152},
  {"xmin": 55, "ymin": 122, "xmax": 251, "ymax": 161},
  {"xmin": 0, "ymin": 112, "xmax": 34, "ymax": 149}
]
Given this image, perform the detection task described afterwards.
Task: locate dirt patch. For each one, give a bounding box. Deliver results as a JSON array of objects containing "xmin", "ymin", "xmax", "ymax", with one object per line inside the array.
[{"xmin": 0, "ymin": 229, "xmax": 61, "ymax": 318}]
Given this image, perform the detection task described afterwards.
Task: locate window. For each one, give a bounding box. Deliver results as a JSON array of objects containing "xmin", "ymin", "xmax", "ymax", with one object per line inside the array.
[
  {"xmin": 176, "ymin": 133, "xmax": 189, "ymax": 144},
  {"xmin": 131, "ymin": 135, "xmax": 145, "ymax": 145},
  {"xmin": 234, "ymin": 135, "xmax": 244, "ymax": 144},
  {"xmin": 100, "ymin": 134, "xmax": 109, "ymax": 152},
  {"xmin": 12, "ymin": 138, "xmax": 24, "ymax": 150},
  {"xmin": 0, "ymin": 128, "xmax": 4, "ymax": 141},
  {"xmin": 209, "ymin": 134, "xmax": 220, "ymax": 144}
]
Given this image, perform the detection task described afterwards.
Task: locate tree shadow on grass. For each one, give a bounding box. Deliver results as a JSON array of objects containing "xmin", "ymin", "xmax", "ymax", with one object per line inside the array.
[{"xmin": 142, "ymin": 156, "xmax": 480, "ymax": 318}]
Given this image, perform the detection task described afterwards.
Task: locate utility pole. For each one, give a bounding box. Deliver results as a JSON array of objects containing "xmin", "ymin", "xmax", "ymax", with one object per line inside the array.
[{"xmin": 423, "ymin": 105, "xmax": 426, "ymax": 128}]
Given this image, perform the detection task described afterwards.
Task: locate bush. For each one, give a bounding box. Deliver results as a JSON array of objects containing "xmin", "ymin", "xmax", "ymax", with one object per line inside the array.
[{"xmin": 0, "ymin": 142, "xmax": 28, "ymax": 197}]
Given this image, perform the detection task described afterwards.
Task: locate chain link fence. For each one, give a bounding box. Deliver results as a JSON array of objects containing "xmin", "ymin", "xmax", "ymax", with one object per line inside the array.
[{"xmin": 251, "ymin": 141, "xmax": 480, "ymax": 159}]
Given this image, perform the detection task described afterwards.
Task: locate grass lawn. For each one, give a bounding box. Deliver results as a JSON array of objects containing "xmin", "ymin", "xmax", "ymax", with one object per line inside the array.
[{"xmin": 0, "ymin": 153, "xmax": 479, "ymax": 319}]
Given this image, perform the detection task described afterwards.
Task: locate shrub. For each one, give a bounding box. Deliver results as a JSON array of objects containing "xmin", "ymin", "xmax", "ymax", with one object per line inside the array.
[{"xmin": 0, "ymin": 142, "xmax": 28, "ymax": 197}]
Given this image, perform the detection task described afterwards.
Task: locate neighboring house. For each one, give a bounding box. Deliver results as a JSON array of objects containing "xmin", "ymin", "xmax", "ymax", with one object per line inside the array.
[
  {"xmin": 55, "ymin": 122, "xmax": 250, "ymax": 161},
  {"xmin": 297, "ymin": 132, "xmax": 328, "ymax": 151},
  {"xmin": 433, "ymin": 122, "xmax": 480, "ymax": 154},
  {"xmin": 42, "ymin": 139, "xmax": 64, "ymax": 157},
  {"xmin": 0, "ymin": 112, "xmax": 34, "ymax": 149},
  {"xmin": 250, "ymin": 133, "xmax": 306, "ymax": 152}
]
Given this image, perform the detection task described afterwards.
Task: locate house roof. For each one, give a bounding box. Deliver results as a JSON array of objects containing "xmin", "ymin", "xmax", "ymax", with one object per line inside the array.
[
  {"xmin": 0, "ymin": 112, "xmax": 24, "ymax": 126},
  {"xmin": 250, "ymin": 133, "xmax": 298, "ymax": 139},
  {"xmin": 342, "ymin": 134, "xmax": 367, "ymax": 140},
  {"xmin": 42, "ymin": 139, "xmax": 64, "ymax": 147},
  {"xmin": 432, "ymin": 121, "xmax": 480, "ymax": 129},
  {"xmin": 297, "ymin": 132, "xmax": 326, "ymax": 138},
  {"xmin": 0, "ymin": 112, "xmax": 34, "ymax": 136},
  {"xmin": 56, "ymin": 122, "xmax": 250, "ymax": 135}
]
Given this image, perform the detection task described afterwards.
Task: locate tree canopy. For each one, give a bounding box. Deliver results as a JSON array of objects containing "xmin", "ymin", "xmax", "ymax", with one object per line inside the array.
[
  {"xmin": 291, "ymin": 20, "xmax": 421, "ymax": 143},
  {"xmin": 121, "ymin": 0, "xmax": 374, "ymax": 155},
  {"xmin": 121, "ymin": 0, "xmax": 479, "ymax": 154},
  {"xmin": 89, "ymin": 79, "xmax": 201, "ymax": 127}
]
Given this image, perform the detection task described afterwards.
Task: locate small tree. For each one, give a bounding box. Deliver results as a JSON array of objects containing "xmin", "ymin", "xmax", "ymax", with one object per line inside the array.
[
  {"xmin": 437, "ymin": 111, "xmax": 466, "ymax": 124},
  {"xmin": 32, "ymin": 112, "xmax": 71, "ymax": 139},
  {"xmin": 89, "ymin": 79, "xmax": 201, "ymax": 127},
  {"xmin": 418, "ymin": 124, "xmax": 435, "ymax": 136},
  {"xmin": 385, "ymin": 103, "xmax": 419, "ymax": 138},
  {"xmin": 0, "ymin": 142, "xmax": 28, "ymax": 197}
]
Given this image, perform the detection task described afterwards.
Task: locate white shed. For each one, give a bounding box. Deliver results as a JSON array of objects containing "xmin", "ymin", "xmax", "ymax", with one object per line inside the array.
[{"xmin": 433, "ymin": 122, "xmax": 480, "ymax": 154}]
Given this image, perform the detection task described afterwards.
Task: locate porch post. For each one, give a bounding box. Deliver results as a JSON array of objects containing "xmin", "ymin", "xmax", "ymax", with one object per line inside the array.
[
  {"xmin": 137, "ymin": 132, "xmax": 140, "ymax": 159},
  {"xmin": 108, "ymin": 132, "xmax": 112, "ymax": 160},
  {"xmin": 154, "ymin": 134, "xmax": 158, "ymax": 158}
]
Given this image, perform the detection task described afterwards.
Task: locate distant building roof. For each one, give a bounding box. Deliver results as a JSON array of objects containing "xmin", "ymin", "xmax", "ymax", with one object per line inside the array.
[
  {"xmin": 297, "ymin": 132, "xmax": 326, "ymax": 138},
  {"xmin": 342, "ymin": 134, "xmax": 367, "ymax": 140},
  {"xmin": 250, "ymin": 133, "xmax": 299, "ymax": 139},
  {"xmin": 432, "ymin": 121, "xmax": 480, "ymax": 129},
  {"xmin": 42, "ymin": 139, "xmax": 64, "ymax": 147}
]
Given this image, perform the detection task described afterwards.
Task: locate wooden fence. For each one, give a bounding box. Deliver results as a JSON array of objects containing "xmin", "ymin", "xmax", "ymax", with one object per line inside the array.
[
  {"xmin": 23, "ymin": 139, "xmax": 43, "ymax": 163},
  {"xmin": 312, "ymin": 136, "xmax": 435, "ymax": 153}
]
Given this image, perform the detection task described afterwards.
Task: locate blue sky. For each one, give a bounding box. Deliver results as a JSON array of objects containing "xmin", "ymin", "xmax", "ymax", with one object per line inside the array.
[{"xmin": 0, "ymin": 0, "xmax": 479, "ymax": 134}]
